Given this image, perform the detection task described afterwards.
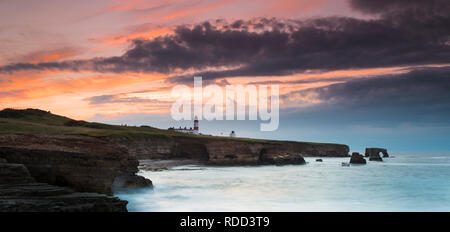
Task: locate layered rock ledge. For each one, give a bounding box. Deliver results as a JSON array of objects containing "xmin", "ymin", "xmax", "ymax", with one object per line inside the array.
[
  {"xmin": 0, "ymin": 134, "xmax": 152, "ymax": 194},
  {"xmin": 0, "ymin": 159, "xmax": 127, "ymax": 212},
  {"xmin": 0, "ymin": 183, "xmax": 127, "ymax": 212}
]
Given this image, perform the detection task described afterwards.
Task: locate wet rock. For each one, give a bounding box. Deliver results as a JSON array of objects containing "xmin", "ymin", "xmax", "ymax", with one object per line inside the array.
[
  {"xmin": 260, "ymin": 153, "xmax": 306, "ymax": 165},
  {"xmin": 0, "ymin": 162, "xmax": 127, "ymax": 212},
  {"xmin": 0, "ymin": 183, "xmax": 127, "ymax": 212},
  {"xmin": 112, "ymin": 173, "xmax": 153, "ymax": 191},
  {"xmin": 349, "ymin": 152, "xmax": 366, "ymax": 164},
  {"xmin": 316, "ymin": 159, "xmax": 323, "ymax": 162}
]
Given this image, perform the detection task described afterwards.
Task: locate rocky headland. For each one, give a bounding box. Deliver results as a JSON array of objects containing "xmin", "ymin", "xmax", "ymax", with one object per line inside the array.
[{"xmin": 0, "ymin": 108, "xmax": 351, "ymax": 211}]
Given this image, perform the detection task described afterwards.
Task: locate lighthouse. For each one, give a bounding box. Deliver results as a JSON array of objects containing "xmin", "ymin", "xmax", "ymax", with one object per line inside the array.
[{"xmin": 194, "ymin": 116, "xmax": 199, "ymax": 134}]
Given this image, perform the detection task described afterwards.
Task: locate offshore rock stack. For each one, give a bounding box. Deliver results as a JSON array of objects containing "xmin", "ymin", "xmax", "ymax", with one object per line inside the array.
[
  {"xmin": 350, "ymin": 152, "xmax": 366, "ymax": 164},
  {"xmin": 365, "ymin": 148, "xmax": 389, "ymax": 161}
]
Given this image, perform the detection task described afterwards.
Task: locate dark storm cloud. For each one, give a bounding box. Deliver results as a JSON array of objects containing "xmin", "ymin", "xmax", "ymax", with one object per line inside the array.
[
  {"xmin": 248, "ymin": 76, "xmax": 356, "ymax": 85},
  {"xmin": 290, "ymin": 67, "xmax": 450, "ymax": 102},
  {"xmin": 350, "ymin": 0, "xmax": 450, "ymax": 36},
  {"xmin": 282, "ymin": 67, "xmax": 450, "ymax": 125},
  {"xmin": 1, "ymin": 1, "xmax": 449, "ymax": 79},
  {"xmin": 350, "ymin": 0, "xmax": 449, "ymax": 15}
]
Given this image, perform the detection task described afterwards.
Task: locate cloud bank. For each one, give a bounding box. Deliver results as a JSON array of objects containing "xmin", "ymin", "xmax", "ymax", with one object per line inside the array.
[
  {"xmin": 1, "ymin": 0, "xmax": 448, "ymax": 83},
  {"xmin": 283, "ymin": 67, "xmax": 450, "ymax": 126}
]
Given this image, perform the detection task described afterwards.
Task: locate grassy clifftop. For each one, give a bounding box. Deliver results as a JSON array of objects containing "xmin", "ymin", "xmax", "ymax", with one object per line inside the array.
[
  {"xmin": 0, "ymin": 108, "xmax": 345, "ymax": 146},
  {"xmin": 0, "ymin": 108, "xmax": 182, "ymax": 139}
]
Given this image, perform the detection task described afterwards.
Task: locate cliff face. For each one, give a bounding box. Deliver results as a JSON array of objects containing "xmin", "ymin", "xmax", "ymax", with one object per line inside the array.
[
  {"xmin": 0, "ymin": 134, "xmax": 152, "ymax": 195},
  {"xmin": 0, "ymin": 109, "xmax": 349, "ymax": 167},
  {"xmin": 0, "ymin": 132, "xmax": 348, "ymax": 192},
  {"xmin": 0, "ymin": 158, "xmax": 127, "ymax": 212},
  {"xmin": 112, "ymin": 136, "xmax": 349, "ymax": 165}
]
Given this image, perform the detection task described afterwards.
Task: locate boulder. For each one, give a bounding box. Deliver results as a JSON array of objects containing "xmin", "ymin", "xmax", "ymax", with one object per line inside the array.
[
  {"xmin": 112, "ymin": 173, "xmax": 153, "ymax": 191},
  {"xmin": 349, "ymin": 152, "xmax": 366, "ymax": 164}
]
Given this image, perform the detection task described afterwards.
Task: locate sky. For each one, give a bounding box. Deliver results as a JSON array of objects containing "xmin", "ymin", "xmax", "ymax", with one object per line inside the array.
[{"xmin": 1, "ymin": 0, "xmax": 450, "ymax": 151}]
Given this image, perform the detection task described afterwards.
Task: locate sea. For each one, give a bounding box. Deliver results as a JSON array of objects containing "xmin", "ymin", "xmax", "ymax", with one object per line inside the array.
[{"xmin": 115, "ymin": 152, "xmax": 450, "ymax": 212}]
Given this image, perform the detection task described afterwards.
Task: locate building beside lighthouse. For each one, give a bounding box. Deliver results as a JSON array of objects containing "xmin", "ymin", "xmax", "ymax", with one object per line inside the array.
[
  {"xmin": 169, "ymin": 116, "xmax": 199, "ymax": 135},
  {"xmin": 230, "ymin": 130, "xmax": 236, "ymax": 137}
]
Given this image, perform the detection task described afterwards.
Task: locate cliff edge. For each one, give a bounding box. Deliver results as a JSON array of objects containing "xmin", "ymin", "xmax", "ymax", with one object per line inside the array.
[{"xmin": 0, "ymin": 108, "xmax": 349, "ymax": 166}]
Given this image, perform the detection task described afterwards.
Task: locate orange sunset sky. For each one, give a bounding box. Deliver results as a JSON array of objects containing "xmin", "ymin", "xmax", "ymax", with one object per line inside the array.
[{"xmin": 1, "ymin": 0, "xmax": 450, "ymax": 150}]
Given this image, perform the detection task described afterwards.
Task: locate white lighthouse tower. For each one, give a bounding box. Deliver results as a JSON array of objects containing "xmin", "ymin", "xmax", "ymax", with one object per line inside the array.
[{"xmin": 193, "ymin": 116, "xmax": 199, "ymax": 134}]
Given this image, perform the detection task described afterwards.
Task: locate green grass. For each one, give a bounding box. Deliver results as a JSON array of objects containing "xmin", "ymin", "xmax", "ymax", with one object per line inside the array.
[{"xmin": 0, "ymin": 108, "xmax": 346, "ymax": 146}]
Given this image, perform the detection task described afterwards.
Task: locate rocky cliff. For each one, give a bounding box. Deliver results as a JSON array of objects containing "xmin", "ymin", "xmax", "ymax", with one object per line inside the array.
[
  {"xmin": 0, "ymin": 158, "xmax": 127, "ymax": 212},
  {"xmin": 0, "ymin": 134, "xmax": 152, "ymax": 195},
  {"xmin": 111, "ymin": 136, "xmax": 349, "ymax": 165}
]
